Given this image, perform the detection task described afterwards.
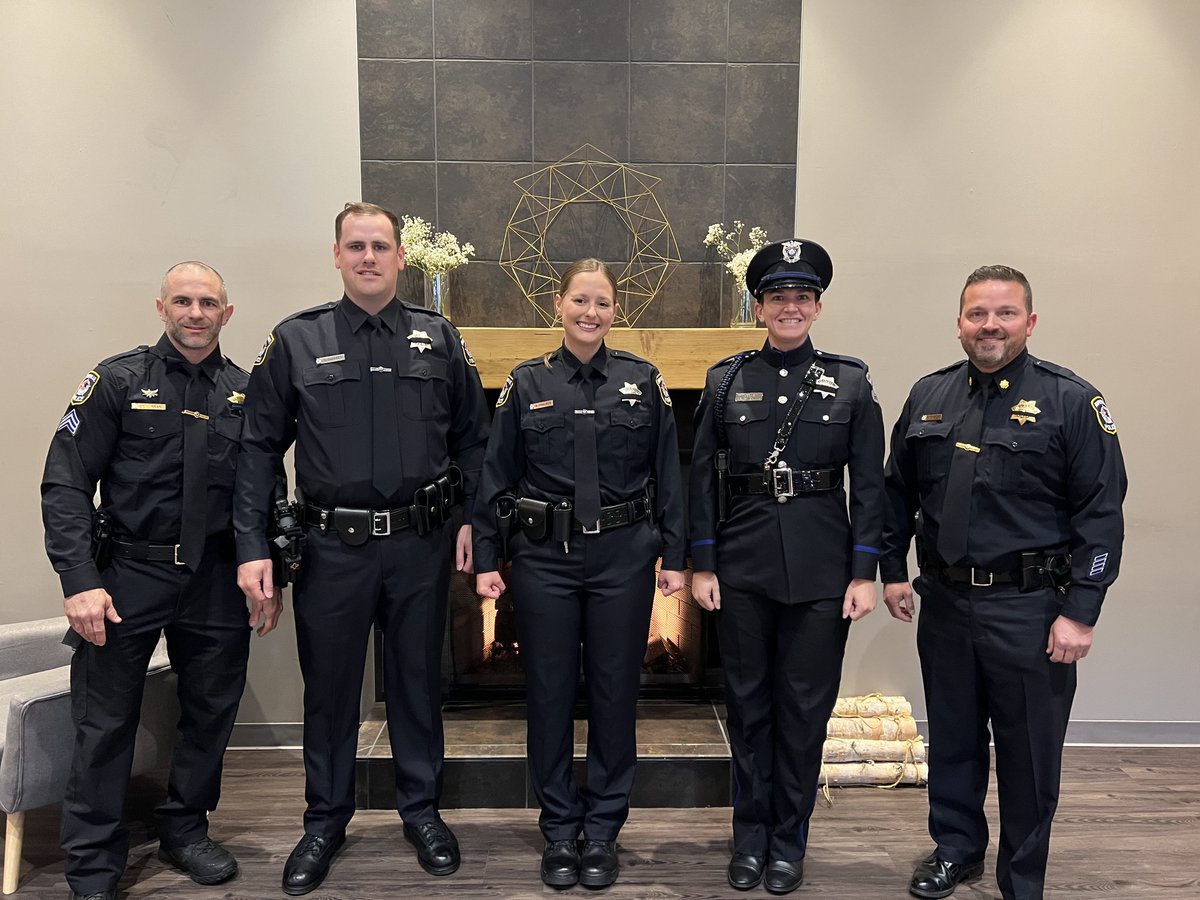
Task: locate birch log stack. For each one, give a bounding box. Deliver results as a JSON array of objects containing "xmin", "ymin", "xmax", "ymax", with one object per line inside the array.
[{"xmin": 821, "ymin": 694, "xmax": 928, "ymax": 787}]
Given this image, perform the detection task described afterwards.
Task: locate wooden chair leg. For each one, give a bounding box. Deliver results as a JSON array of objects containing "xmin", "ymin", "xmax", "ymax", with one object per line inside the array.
[{"xmin": 3, "ymin": 810, "xmax": 24, "ymax": 894}]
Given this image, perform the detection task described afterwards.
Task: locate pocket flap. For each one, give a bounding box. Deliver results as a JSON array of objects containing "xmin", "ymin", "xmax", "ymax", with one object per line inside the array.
[
  {"xmin": 724, "ymin": 401, "xmax": 769, "ymax": 426},
  {"xmin": 905, "ymin": 420, "xmax": 953, "ymax": 441},
  {"xmin": 610, "ymin": 408, "xmax": 652, "ymax": 429},
  {"xmin": 800, "ymin": 400, "xmax": 851, "ymax": 425},
  {"xmin": 984, "ymin": 429, "xmax": 1050, "ymax": 453},
  {"xmin": 521, "ymin": 411, "xmax": 566, "ymax": 433},
  {"xmin": 303, "ymin": 362, "xmax": 361, "ymax": 386}
]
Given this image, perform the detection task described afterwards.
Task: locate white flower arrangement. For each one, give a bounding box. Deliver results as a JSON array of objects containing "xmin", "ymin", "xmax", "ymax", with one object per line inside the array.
[
  {"xmin": 703, "ymin": 221, "xmax": 769, "ymax": 290},
  {"xmin": 401, "ymin": 215, "xmax": 475, "ymax": 276}
]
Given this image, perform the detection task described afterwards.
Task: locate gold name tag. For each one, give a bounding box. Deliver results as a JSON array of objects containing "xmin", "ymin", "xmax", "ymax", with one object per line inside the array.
[
  {"xmin": 529, "ymin": 399, "xmax": 554, "ymax": 410},
  {"xmin": 130, "ymin": 402, "xmax": 166, "ymax": 411},
  {"xmin": 920, "ymin": 413, "xmax": 943, "ymax": 422},
  {"xmin": 733, "ymin": 392, "xmax": 764, "ymax": 402},
  {"xmin": 316, "ymin": 353, "xmax": 346, "ymax": 365}
]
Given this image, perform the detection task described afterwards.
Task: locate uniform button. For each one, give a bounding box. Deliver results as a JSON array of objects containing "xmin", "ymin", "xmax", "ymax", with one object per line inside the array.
[
  {"xmin": 822, "ymin": 414, "xmax": 830, "ymax": 421},
  {"xmin": 739, "ymin": 415, "xmax": 746, "ymax": 422},
  {"xmin": 326, "ymin": 373, "xmax": 335, "ymax": 381},
  {"xmin": 777, "ymin": 395, "xmax": 787, "ymax": 404},
  {"xmin": 148, "ymin": 426, "xmax": 155, "ymax": 433},
  {"xmin": 1012, "ymin": 441, "xmax": 1018, "ymax": 447},
  {"xmin": 780, "ymin": 368, "xmax": 789, "ymax": 377}
]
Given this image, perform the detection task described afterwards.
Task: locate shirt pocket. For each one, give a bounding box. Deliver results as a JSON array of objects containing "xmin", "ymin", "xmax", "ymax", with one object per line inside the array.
[
  {"xmin": 723, "ymin": 401, "xmax": 770, "ymax": 463},
  {"xmin": 399, "ymin": 358, "xmax": 450, "ymax": 421},
  {"xmin": 609, "ymin": 407, "xmax": 653, "ymax": 461},
  {"xmin": 905, "ymin": 420, "xmax": 954, "ymax": 483},
  {"xmin": 982, "ymin": 428, "xmax": 1051, "ymax": 494},
  {"xmin": 797, "ymin": 399, "xmax": 852, "ymax": 462},
  {"xmin": 521, "ymin": 410, "xmax": 568, "ymax": 464},
  {"xmin": 302, "ymin": 362, "xmax": 361, "ymax": 427}
]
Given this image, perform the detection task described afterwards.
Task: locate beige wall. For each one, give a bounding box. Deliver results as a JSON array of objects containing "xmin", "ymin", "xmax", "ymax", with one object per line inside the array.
[
  {"xmin": 0, "ymin": 1, "xmax": 360, "ymax": 728},
  {"xmin": 803, "ymin": 0, "xmax": 1200, "ymax": 729},
  {"xmin": 4, "ymin": 1, "xmax": 1197, "ymax": 736}
]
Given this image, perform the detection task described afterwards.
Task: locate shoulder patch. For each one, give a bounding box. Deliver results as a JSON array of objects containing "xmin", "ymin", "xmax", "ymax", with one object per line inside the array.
[
  {"xmin": 70, "ymin": 370, "xmax": 100, "ymax": 406},
  {"xmin": 656, "ymin": 372, "xmax": 672, "ymax": 407},
  {"xmin": 1091, "ymin": 396, "xmax": 1117, "ymax": 434},
  {"xmin": 496, "ymin": 374, "xmax": 514, "ymax": 408},
  {"xmin": 253, "ymin": 332, "xmax": 275, "ymax": 367},
  {"xmin": 460, "ymin": 336, "xmax": 476, "ymax": 368}
]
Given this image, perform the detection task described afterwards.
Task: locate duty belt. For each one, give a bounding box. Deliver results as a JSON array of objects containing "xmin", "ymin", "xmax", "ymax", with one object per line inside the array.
[
  {"xmin": 575, "ymin": 496, "xmax": 652, "ymax": 533},
  {"xmin": 303, "ymin": 503, "xmax": 420, "ymax": 538},
  {"xmin": 110, "ymin": 533, "xmax": 233, "ymax": 566},
  {"xmin": 727, "ymin": 467, "xmax": 842, "ymax": 498},
  {"xmin": 926, "ymin": 552, "xmax": 1071, "ymax": 593}
]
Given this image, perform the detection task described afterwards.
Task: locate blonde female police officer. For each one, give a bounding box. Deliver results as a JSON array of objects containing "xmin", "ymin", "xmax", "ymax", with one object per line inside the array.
[
  {"xmin": 689, "ymin": 240, "xmax": 886, "ymax": 894},
  {"xmin": 474, "ymin": 259, "xmax": 686, "ymax": 889}
]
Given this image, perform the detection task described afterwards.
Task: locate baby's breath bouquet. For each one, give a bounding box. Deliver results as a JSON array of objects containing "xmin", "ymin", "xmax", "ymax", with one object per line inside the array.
[
  {"xmin": 401, "ymin": 215, "xmax": 474, "ymax": 318},
  {"xmin": 703, "ymin": 221, "xmax": 769, "ymax": 327}
]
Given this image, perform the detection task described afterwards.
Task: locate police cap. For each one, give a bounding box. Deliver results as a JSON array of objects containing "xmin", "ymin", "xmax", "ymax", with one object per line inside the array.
[{"xmin": 745, "ymin": 238, "xmax": 833, "ymax": 298}]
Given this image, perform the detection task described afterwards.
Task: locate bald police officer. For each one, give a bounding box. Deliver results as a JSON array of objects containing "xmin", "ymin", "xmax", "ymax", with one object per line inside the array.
[
  {"xmin": 42, "ymin": 262, "xmax": 276, "ymax": 900},
  {"xmin": 689, "ymin": 239, "xmax": 885, "ymax": 894},
  {"xmin": 881, "ymin": 265, "xmax": 1127, "ymax": 900}
]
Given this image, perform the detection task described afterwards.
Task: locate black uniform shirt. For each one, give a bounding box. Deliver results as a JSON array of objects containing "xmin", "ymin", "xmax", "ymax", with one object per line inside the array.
[
  {"xmin": 234, "ymin": 296, "xmax": 489, "ymax": 563},
  {"xmin": 688, "ymin": 338, "xmax": 886, "ymax": 604},
  {"xmin": 472, "ymin": 343, "xmax": 687, "ymax": 573},
  {"xmin": 880, "ymin": 349, "xmax": 1127, "ymax": 625},
  {"xmin": 41, "ymin": 335, "xmax": 248, "ymax": 596}
]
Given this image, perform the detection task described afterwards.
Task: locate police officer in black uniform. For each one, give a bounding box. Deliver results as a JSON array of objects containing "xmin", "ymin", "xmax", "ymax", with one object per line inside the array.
[
  {"xmin": 234, "ymin": 203, "xmax": 489, "ymax": 896},
  {"xmin": 42, "ymin": 261, "xmax": 274, "ymax": 900},
  {"xmin": 689, "ymin": 239, "xmax": 885, "ymax": 895},
  {"xmin": 473, "ymin": 258, "xmax": 686, "ymax": 889},
  {"xmin": 881, "ymin": 265, "xmax": 1127, "ymax": 900}
]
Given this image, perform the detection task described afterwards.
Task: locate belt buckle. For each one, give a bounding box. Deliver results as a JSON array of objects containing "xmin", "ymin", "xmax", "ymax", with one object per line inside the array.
[
  {"xmin": 371, "ymin": 509, "xmax": 392, "ymax": 537},
  {"xmin": 970, "ymin": 567, "xmax": 993, "ymax": 587},
  {"xmin": 770, "ymin": 466, "xmax": 795, "ymax": 497},
  {"xmin": 173, "ymin": 544, "xmax": 184, "ymax": 566},
  {"xmin": 582, "ymin": 520, "xmax": 601, "ymax": 534}
]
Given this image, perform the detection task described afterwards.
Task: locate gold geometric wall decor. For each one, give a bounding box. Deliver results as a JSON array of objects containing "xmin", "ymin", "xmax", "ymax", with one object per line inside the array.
[{"xmin": 498, "ymin": 144, "xmax": 680, "ymax": 326}]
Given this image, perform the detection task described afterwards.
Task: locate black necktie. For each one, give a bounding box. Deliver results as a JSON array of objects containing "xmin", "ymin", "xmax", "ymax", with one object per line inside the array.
[
  {"xmin": 573, "ymin": 366, "xmax": 601, "ymax": 529},
  {"xmin": 936, "ymin": 379, "xmax": 988, "ymax": 566},
  {"xmin": 369, "ymin": 316, "xmax": 403, "ymax": 498},
  {"xmin": 179, "ymin": 370, "xmax": 208, "ymax": 571}
]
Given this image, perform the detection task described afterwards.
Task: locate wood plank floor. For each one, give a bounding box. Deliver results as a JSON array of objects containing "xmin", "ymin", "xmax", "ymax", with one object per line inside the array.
[{"xmin": 7, "ymin": 747, "xmax": 1198, "ymax": 898}]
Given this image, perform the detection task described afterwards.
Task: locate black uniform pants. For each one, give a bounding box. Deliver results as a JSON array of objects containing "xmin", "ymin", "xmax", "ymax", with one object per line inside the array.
[
  {"xmin": 507, "ymin": 519, "xmax": 659, "ymax": 842},
  {"xmin": 62, "ymin": 543, "xmax": 250, "ymax": 895},
  {"xmin": 292, "ymin": 524, "xmax": 453, "ymax": 837},
  {"xmin": 915, "ymin": 576, "xmax": 1076, "ymax": 900},
  {"xmin": 716, "ymin": 589, "xmax": 850, "ymax": 862}
]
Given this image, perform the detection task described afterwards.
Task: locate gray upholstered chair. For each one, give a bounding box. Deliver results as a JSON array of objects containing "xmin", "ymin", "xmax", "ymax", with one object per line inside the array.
[{"xmin": 0, "ymin": 617, "xmax": 177, "ymax": 894}]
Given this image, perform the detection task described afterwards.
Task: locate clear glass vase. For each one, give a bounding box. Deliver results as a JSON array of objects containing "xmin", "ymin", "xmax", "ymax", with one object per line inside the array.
[
  {"xmin": 424, "ymin": 271, "xmax": 451, "ymax": 319},
  {"xmin": 730, "ymin": 286, "xmax": 756, "ymax": 328}
]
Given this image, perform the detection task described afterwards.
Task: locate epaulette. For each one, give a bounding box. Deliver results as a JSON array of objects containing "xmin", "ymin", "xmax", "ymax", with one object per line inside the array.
[
  {"xmin": 401, "ymin": 301, "xmax": 450, "ymax": 324},
  {"xmin": 514, "ymin": 355, "xmax": 545, "ymax": 371},
  {"xmin": 98, "ymin": 345, "xmax": 150, "ymax": 367},
  {"xmin": 917, "ymin": 359, "xmax": 968, "ymax": 382},
  {"xmin": 1029, "ymin": 356, "xmax": 1098, "ymax": 394},
  {"xmin": 813, "ymin": 348, "xmax": 867, "ymax": 369},
  {"xmin": 709, "ymin": 348, "xmax": 758, "ymax": 372},
  {"xmin": 608, "ymin": 348, "xmax": 652, "ymax": 366},
  {"xmin": 278, "ymin": 301, "xmax": 338, "ymax": 325},
  {"xmin": 224, "ymin": 356, "xmax": 250, "ymax": 376}
]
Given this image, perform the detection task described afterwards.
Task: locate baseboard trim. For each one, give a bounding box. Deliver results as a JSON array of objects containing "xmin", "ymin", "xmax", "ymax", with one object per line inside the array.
[{"xmin": 229, "ymin": 722, "xmax": 303, "ymax": 748}]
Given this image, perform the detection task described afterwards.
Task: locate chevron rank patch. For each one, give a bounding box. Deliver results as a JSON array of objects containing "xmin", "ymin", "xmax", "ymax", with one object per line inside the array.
[
  {"xmin": 1088, "ymin": 552, "xmax": 1109, "ymax": 579},
  {"xmin": 70, "ymin": 371, "xmax": 100, "ymax": 406},
  {"xmin": 57, "ymin": 409, "xmax": 81, "ymax": 435}
]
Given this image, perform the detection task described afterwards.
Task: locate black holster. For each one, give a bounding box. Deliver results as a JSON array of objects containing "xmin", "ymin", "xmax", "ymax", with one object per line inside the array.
[
  {"xmin": 715, "ymin": 450, "xmax": 729, "ymax": 524},
  {"xmin": 495, "ymin": 494, "xmax": 517, "ymax": 563},
  {"xmin": 270, "ymin": 496, "xmax": 306, "ymax": 587},
  {"xmin": 514, "ymin": 498, "xmax": 573, "ymax": 545},
  {"xmin": 91, "ymin": 508, "xmax": 112, "ymax": 571},
  {"xmin": 1021, "ymin": 551, "xmax": 1072, "ymax": 594}
]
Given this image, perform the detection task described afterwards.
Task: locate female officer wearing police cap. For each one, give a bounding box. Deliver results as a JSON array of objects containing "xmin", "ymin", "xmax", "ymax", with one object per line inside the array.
[
  {"xmin": 688, "ymin": 239, "xmax": 886, "ymax": 894},
  {"xmin": 473, "ymin": 258, "xmax": 687, "ymax": 889}
]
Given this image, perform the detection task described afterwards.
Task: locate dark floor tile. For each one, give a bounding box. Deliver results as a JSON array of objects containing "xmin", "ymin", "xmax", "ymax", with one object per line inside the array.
[
  {"xmin": 533, "ymin": 0, "xmax": 631, "ymax": 61},
  {"xmin": 630, "ymin": 758, "xmax": 732, "ymax": 806},
  {"xmin": 634, "ymin": 164, "xmax": 725, "ymax": 263},
  {"xmin": 631, "ymin": 64, "xmax": 726, "ymax": 163},
  {"xmin": 436, "ymin": 162, "xmax": 533, "ymax": 262},
  {"xmin": 726, "ymin": 64, "xmax": 799, "ymax": 164},
  {"xmin": 434, "ymin": 0, "xmax": 532, "ymax": 59},
  {"xmin": 729, "ymin": 0, "xmax": 802, "ymax": 63},
  {"xmin": 723, "ymin": 166, "xmax": 796, "ymax": 243},
  {"xmin": 436, "ymin": 61, "xmax": 532, "ymax": 161},
  {"xmin": 361, "ymin": 160, "xmax": 437, "ymax": 222},
  {"xmin": 631, "ymin": 0, "xmax": 727, "ymax": 62},
  {"xmin": 358, "ymin": 0, "xmax": 433, "ymax": 59},
  {"xmin": 359, "ymin": 59, "xmax": 436, "ymax": 160},
  {"xmin": 443, "ymin": 758, "xmax": 531, "ymax": 808},
  {"xmin": 533, "ymin": 62, "xmax": 629, "ymax": 162}
]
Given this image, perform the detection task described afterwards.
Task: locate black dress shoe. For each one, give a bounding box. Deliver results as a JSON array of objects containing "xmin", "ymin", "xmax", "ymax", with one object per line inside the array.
[
  {"xmin": 403, "ymin": 817, "xmax": 461, "ymax": 876},
  {"xmin": 909, "ymin": 854, "xmax": 985, "ymax": 899},
  {"xmin": 282, "ymin": 831, "xmax": 345, "ymax": 896},
  {"xmin": 541, "ymin": 839, "xmax": 581, "ymax": 887},
  {"xmin": 578, "ymin": 839, "xmax": 619, "ymax": 888},
  {"xmin": 158, "ymin": 836, "xmax": 238, "ymax": 885},
  {"xmin": 70, "ymin": 892, "xmax": 117, "ymax": 900},
  {"xmin": 764, "ymin": 858, "xmax": 804, "ymax": 894},
  {"xmin": 727, "ymin": 852, "xmax": 766, "ymax": 890}
]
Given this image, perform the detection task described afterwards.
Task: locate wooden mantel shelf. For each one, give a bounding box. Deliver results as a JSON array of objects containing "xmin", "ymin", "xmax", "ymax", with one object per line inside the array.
[{"xmin": 457, "ymin": 327, "xmax": 762, "ymax": 389}]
